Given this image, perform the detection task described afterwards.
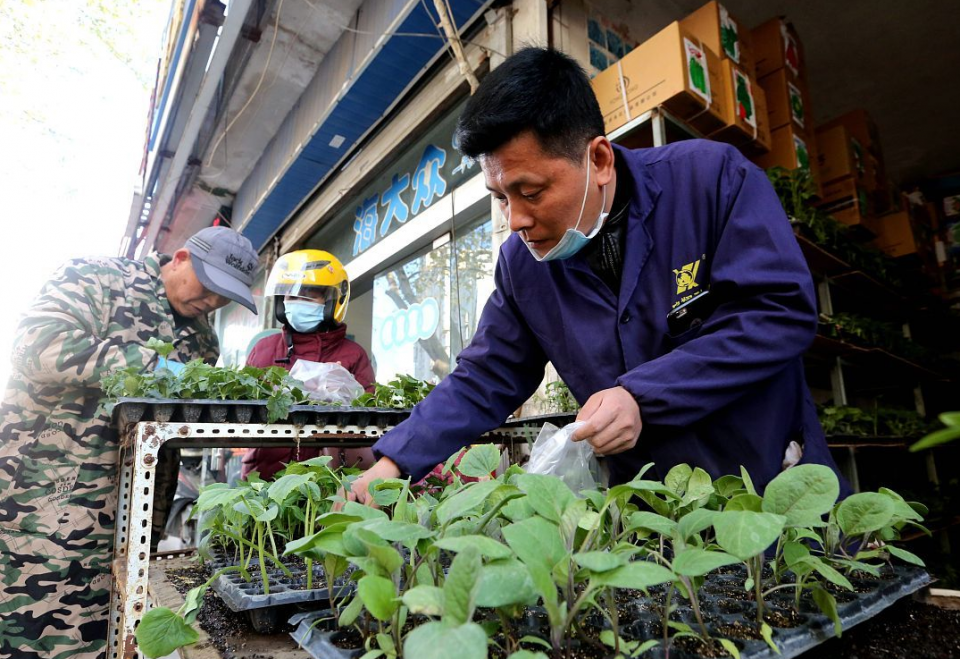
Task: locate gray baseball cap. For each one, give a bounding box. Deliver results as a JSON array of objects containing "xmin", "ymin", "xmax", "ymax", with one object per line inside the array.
[{"xmin": 185, "ymin": 226, "xmax": 259, "ymax": 314}]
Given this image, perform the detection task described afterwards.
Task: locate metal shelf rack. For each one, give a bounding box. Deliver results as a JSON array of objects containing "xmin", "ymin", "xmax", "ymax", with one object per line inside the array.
[
  {"xmin": 105, "ymin": 418, "xmax": 543, "ymax": 659},
  {"xmin": 607, "ymin": 106, "xmax": 703, "ymax": 147}
]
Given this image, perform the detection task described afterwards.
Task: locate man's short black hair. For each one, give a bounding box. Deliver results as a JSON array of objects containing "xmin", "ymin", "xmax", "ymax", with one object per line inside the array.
[{"xmin": 455, "ymin": 47, "xmax": 605, "ymax": 162}]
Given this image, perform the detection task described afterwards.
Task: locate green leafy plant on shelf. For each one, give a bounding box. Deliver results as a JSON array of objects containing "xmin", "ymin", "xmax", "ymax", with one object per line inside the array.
[
  {"xmin": 820, "ymin": 312, "xmax": 935, "ymax": 366},
  {"xmin": 537, "ymin": 379, "xmax": 579, "ymax": 414},
  {"xmin": 135, "ymin": 445, "xmax": 930, "ymax": 659},
  {"xmin": 101, "ymin": 340, "xmax": 313, "ymax": 422},
  {"xmin": 352, "ymin": 374, "xmax": 436, "ymax": 408},
  {"xmin": 818, "ymin": 404, "xmax": 932, "ymax": 438},
  {"xmin": 765, "ymin": 167, "xmax": 904, "ymax": 290},
  {"xmin": 102, "ymin": 342, "xmax": 438, "ymax": 422}
]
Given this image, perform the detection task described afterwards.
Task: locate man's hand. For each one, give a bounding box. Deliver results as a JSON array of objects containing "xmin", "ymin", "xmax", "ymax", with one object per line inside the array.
[
  {"xmin": 334, "ymin": 456, "xmax": 402, "ymax": 509},
  {"xmin": 572, "ymin": 386, "xmax": 642, "ymax": 456}
]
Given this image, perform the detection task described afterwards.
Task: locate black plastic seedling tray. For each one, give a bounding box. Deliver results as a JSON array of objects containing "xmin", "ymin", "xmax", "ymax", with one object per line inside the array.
[
  {"xmin": 112, "ymin": 397, "xmax": 413, "ymax": 427},
  {"xmin": 288, "ymin": 566, "xmax": 930, "ymax": 659},
  {"xmin": 290, "ymin": 611, "xmax": 364, "ymax": 659},
  {"xmin": 639, "ymin": 565, "xmax": 932, "ymax": 659},
  {"xmin": 205, "ymin": 548, "xmax": 355, "ymax": 633}
]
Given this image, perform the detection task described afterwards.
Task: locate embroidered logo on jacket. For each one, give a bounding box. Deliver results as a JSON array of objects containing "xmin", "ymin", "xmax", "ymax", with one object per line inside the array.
[{"xmin": 673, "ymin": 260, "xmax": 701, "ymax": 295}]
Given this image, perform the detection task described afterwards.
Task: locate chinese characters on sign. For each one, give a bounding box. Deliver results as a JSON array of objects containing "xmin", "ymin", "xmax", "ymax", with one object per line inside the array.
[{"xmin": 352, "ymin": 139, "xmax": 475, "ymax": 257}]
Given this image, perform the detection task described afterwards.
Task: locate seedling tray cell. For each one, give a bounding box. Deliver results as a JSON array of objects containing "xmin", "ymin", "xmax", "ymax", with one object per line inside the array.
[
  {"xmin": 112, "ymin": 398, "xmax": 415, "ymax": 427},
  {"xmin": 289, "ymin": 611, "xmax": 364, "ymax": 659},
  {"xmin": 113, "ymin": 398, "xmax": 268, "ymax": 425},
  {"xmin": 204, "ymin": 549, "xmax": 355, "ymax": 633}
]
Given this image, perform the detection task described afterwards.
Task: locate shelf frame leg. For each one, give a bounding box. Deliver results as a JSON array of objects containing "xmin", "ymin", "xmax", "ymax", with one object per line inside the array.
[
  {"xmin": 651, "ymin": 109, "xmax": 666, "ymax": 147},
  {"xmin": 107, "ymin": 422, "xmax": 172, "ymax": 658}
]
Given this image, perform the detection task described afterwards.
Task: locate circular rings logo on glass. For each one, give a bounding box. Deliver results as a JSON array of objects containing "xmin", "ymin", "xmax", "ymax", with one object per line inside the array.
[{"xmin": 379, "ymin": 298, "xmax": 440, "ymax": 350}]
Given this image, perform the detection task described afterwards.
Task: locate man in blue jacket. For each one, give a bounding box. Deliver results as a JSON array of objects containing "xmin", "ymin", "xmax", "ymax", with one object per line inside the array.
[{"xmin": 346, "ymin": 46, "xmax": 845, "ymax": 501}]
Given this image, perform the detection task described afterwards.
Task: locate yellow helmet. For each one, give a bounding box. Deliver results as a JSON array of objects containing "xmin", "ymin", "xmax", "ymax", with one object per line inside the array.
[{"xmin": 265, "ymin": 250, "xmax": 350, "ymax": 324}]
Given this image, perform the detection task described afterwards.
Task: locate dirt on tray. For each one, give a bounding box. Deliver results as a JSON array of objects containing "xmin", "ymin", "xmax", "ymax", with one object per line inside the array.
[
  {"xmin": 673, "ymin": 635, "xmax": 737, "ymax": 657},
  {"xmin": 713, "ymin": 620, "xmax": 764, "ymax": 641},
  {"xmin": 812, "ymin": 597, "xmax": 960, "ymax": 659},
  {"xmin": 166, "ymin": 563, "xmax": 294, "ymax": 659},
  {"xmin": 165, "ymin": 562, "xmax": 959, "ymax": 659}
]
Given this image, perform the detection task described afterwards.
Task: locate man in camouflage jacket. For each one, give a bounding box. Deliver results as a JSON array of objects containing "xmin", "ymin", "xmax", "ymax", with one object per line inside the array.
[{"xmin": 0, "ymin": 227, "xmax": 259, "ymax": 659}]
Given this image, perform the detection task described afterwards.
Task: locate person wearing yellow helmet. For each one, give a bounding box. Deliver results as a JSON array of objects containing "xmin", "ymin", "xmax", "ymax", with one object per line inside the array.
[{"xmin": 241, "ymin": 250, "xmax": 375, "ymax": 479}]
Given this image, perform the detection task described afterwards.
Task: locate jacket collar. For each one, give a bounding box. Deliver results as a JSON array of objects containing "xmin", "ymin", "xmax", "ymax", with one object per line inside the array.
[
  {"xmin": 144, "ymin": 252, "xmax": 165, "ymax": 278},
  {"xmin": 562, "ymin": 145, "xmax": 662, "ymax": 308},
  {"xmin": 613, "ymin": 144, "xmax": 662, "ymax": 311},
  {"xmin": 284, "ymin": 323, "xmax": 348, "ymax": 350},
  {"xmin": 612, "ymin": 143, "xmax": 663, "ymax": 221}
]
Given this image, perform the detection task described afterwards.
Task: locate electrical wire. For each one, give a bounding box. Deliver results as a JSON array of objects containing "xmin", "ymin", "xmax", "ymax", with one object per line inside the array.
[
  {"xmin": 204, "ymin": 0, "xmax": 286, "ymax": 168},
  {"xmin": 420, "ymin": 0, "xmax": 457, "ymax": 66},
  {"xmin": 330, "ymin": 22, "xmax": 506, "ymax": 59},
  {"xmin": 205, "ymin": 0, "xmax": 503, "ymax": 175},
  {"xmin": 442, "ymin": 0, "xmax": 470, "ymax": 65},
  {"xmin": 204, "ymin": 0, "xmax": 328, "ymax": 181}
]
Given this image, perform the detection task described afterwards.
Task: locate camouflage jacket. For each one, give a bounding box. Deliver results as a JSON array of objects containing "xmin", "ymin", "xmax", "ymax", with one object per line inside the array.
[{"xmin": 0, "ymin": 253, "xmax": 218, "ymax": 555}]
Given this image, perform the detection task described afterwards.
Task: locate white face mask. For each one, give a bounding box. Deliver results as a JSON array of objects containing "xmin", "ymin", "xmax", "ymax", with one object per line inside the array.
[{"xmin": 525, "ymin": 146, "xmax": 609, "ymax": 262}]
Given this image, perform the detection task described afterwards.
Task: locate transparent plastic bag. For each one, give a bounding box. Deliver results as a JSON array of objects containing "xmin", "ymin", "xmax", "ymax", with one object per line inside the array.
[
  {"xmin": 289, "ymin": 360, "xmax": 365, "ymax": 406},
  {"xmin": 525, "ymin": 421, "xmax": 600, "ymax": 494}
]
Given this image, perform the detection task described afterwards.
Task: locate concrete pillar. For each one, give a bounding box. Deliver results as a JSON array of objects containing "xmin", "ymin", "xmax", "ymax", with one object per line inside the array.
[
  {"xmin": 511, "ymin": 0, "xmax": 549, "ymax": 51},
  {"xmin": 551, "ymin": 0, "xmax": 589, "ymax": 67}
]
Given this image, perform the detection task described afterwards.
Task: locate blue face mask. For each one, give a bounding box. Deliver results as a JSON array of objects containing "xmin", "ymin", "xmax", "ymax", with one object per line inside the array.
[
  {"xmin": 284, "ymin": 300, "xmax": 325, "ymax": 333},
  {"xmin": 525, "ymin": 147, "xmax": 609, "ymax": 262}
]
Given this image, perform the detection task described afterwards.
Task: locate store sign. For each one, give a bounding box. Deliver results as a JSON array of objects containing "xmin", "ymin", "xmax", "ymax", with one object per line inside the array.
[
  {"xmin": 353, "ymin": 143, "xmax": 464, "ymax": 256},
  {"xmin": 307, "ymin": 101, "xmax": 476, "ymax": 263},
  {"xmin": 379, "ymin": 297, "xmax": 441, "ymax": 350}
]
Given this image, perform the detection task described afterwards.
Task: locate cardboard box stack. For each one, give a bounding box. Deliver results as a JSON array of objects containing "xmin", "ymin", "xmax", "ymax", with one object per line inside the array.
[
  {"xmin": 591, "ymin": 21, "xmax": 728, "ymax": 136},
  {"xmin": 681, "ymin": 1, "xmax": 754, "ymax": 74},
  {"xmin": 681, "ymin": 2, "xmax": 770, "ymax": 154},
  {"xmin": 749, "ymin": 17, "xmax": 821, "ymax": 194},
  {"xmin": 589, "ymin": 3, "xmax": 805, "ymax": 157},
  {"xmin": 819, "ymin": 175, "xmax": 873, "ymax": 233},
  {"xmin": 817, "ymin": 109, "xmax": 892, "ymax": 213},
  {"xmin": 708, "ymin": 61, "xmax": 772, "ymax": 152},
  {"xmin": 813, "ymin": 109, "xmax": 898, "ymax": 236},
  {"xmin": 864, "ymin": 197, "xmax": 944, "ymax": 285},
  {"xmin": 870, "ymin": 209, "xmax": 918, "ymax": 258}
]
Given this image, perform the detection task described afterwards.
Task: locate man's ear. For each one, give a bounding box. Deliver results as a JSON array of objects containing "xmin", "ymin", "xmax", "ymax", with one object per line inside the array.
[
  {"xmin": 591, "ymin": 136, "xmax": 615, "ymax": 187},
  {"xmin": 171, "ymin": 248, "xmax": 192, "ymax": 267}
]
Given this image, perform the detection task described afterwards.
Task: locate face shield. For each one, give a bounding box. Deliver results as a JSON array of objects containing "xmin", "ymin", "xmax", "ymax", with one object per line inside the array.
[{"xmin": 270, "ymin": 282, "xmax": 339, "ymax": 304}]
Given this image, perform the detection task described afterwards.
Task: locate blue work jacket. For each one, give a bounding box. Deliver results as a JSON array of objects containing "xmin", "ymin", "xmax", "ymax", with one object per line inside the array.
[{"xmin": 374, "ymin": 140, "xmax": 845, "ymax": 491}]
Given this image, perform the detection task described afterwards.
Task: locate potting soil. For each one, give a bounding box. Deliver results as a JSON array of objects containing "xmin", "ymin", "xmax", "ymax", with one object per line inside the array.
[{"xmin": 288, "ymin": 565, "xmax": 930, "ymax": 659}]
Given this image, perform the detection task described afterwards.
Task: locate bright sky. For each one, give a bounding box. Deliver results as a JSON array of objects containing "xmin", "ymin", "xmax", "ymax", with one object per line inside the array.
[{"xmin": 0, "ymin": 0, "xmax": 170, "ymax": 385}]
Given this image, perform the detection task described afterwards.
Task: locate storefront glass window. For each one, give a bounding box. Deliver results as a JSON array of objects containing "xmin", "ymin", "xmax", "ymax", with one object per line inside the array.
[
  {"xmin": 371, "ymin": 216, "xmax": 494, "ymax": 383},
  {"xmin": 214, "ymin": 268, "xmax": 268, "ymax": 366}
]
